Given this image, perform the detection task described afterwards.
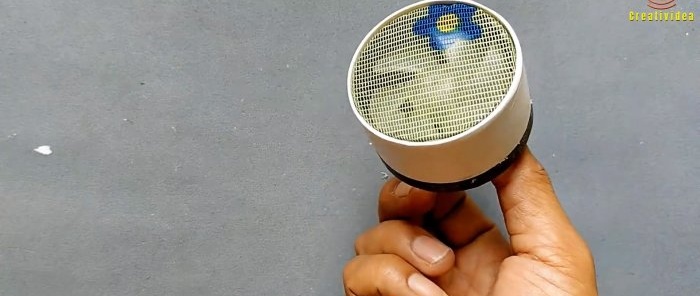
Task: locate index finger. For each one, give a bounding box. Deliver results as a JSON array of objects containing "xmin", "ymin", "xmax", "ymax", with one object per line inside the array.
[{"xmin": 378, "ymin": 178, "xmax": 437, "ymax": 222}]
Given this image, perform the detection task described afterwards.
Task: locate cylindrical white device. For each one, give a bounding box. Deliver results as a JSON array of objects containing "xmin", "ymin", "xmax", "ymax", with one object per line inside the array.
[{"xmin": 347, "ymin": 0, "xmax": 532, "ymax": 192}]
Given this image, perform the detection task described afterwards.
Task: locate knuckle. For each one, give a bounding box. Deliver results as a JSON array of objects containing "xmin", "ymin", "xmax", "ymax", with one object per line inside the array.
[
  {"xmin": 375, "ymin": 254, "xmax": 409, "ymax": 283},
  {"xmin": 343, "ymin": 254, "xmax": 405, "ymax": 294},
  {"xmin": 377, "ymin": 220, "xmax": 416, "ymax": 241},
  {"xmin": 355, "ymin": 220, "xmax": 415, "ymax": 255},
  {"xmin": 534, "ymin": 166, "xmax": 549, "ymax": 178},
  {"xmin": 526, "ymin": 163, "xmax": 550, "ymax": 182},
  {"xmin": 342, "ymin": 257, "xmax": 362, "ymax": 283},
  {"xmin": 344, "ymin": 286, "xmax": 358, "ymax": 296},
  {"xmin": 354, "ymin": 232, "xmax": 368, "ymax": 254}
]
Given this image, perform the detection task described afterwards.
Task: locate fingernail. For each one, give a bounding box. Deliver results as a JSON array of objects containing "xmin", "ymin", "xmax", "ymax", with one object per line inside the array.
[
  {"xmin": 411, "ymin": 236, "xmax": 450, "ymax": 265},
  {"xmin": 408, "ymin": 273, "xmax": 447, "ymax": 296},
  {"xmin": 393, "ymin": 182, "xmax": 412, "ymax": 197}
]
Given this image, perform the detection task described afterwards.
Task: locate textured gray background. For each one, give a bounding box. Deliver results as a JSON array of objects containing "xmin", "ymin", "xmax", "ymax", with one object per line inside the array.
[{"xmin": 0, "ymin": 0, "xmax": 698, "ymax": 295}]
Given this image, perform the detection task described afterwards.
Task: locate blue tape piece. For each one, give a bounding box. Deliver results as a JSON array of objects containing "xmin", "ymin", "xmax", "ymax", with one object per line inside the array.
[{"xmin": 413, "ymin": 4, "xmax": 482, "ymax": 51}]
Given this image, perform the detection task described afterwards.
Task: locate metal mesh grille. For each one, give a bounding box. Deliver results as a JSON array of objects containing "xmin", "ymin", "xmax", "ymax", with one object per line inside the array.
[{"xmin": 350, "ymin": 2, "xmax": 516, "ymax": 142}]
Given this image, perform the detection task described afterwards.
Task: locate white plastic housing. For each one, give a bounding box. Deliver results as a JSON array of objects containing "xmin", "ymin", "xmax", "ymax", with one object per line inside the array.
[{"xmin": 348, "ymin": 0, "xmax": 532, "ymax": 186}]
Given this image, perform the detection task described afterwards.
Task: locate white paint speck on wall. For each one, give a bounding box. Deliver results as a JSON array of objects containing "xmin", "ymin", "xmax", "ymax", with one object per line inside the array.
[
  {"xmin": 34, "ymin": 145, "xmax": 53, "ymax": 155},
  {"xmin": 380, "ymin": 172, "xmax": 389, "ymax": 180}
]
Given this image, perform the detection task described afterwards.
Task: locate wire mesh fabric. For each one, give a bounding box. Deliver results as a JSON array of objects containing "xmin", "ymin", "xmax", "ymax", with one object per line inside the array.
[{"xmin": 350, "ymin": 2, "xmax": 516, "ymax": 142}]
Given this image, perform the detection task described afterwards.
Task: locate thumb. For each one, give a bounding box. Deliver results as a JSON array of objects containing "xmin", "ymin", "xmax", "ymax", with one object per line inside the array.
[{"xmin": 492, "ymin": 147, "xmax": 591, "ymax": 266}]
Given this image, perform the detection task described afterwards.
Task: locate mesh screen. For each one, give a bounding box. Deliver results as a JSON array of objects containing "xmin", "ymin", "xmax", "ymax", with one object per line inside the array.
[{"xmin": 350, "ymin": 2, "xmax": 516, "ymax": 142}]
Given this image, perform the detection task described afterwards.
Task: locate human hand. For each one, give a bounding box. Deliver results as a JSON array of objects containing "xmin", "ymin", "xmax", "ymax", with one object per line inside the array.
[{"xmin": 343, "ymin": 148, "xmax": 598, "ymax": 296}]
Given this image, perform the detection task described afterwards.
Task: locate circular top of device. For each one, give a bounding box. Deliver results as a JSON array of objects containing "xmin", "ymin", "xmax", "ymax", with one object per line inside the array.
[{"xmin": 348, "ymin": 0, "xmax": 520, "ymax": 143}]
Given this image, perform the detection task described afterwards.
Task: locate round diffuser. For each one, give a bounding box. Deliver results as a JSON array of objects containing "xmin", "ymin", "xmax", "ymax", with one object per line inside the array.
[{"xmin": 347, "ymin": 0, "xmax": 533, "ymax": 192}]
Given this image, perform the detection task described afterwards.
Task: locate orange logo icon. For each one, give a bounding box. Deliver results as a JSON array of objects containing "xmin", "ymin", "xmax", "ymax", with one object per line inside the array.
[{"xmin": 648, "ymin": 0, "xmax": 677, "ymax": 10}]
